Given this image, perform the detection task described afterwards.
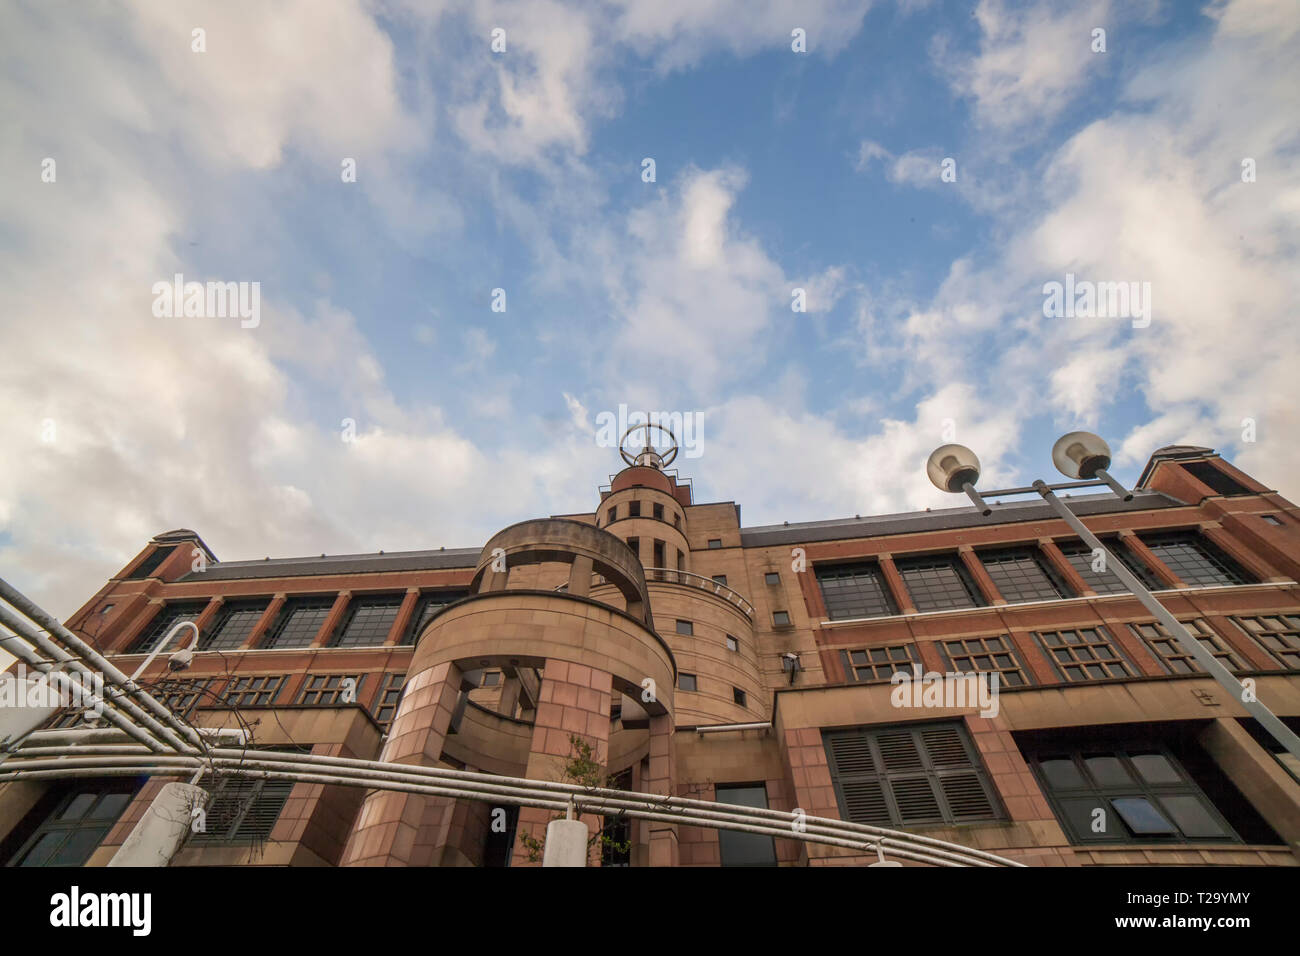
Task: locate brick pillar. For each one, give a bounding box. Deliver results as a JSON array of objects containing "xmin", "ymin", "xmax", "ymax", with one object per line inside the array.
[
  {"xmin": 341, "ymin": 660, "xmax": 464, "ymax": 866},
  {"xmin": 1118, "ymin": 530, "xmax": 1185, "ymax": 588},
  {"xmin": 879, "ymin": 554, "xmax": 917, "ymax": 614},
  {"xmin": 310, "ymin": 591, "xmax": 351, "ymax": 648},
  {"xmin": 1039, "ymin": 538, "xmax": 1095, "ymax": 597},
  {"xmin": 511, "ymin": 660, "xmax": 612, "ymax": 867},
  {"xmin": 959, "ymin": 545, "xmax": 1006, "ymax": 605},
  {"xmin": 246, "ymin": 594, "xmax": 286, "ymax": 649},
  {"xmin": 385, "ymin": 588, "xmax": 421, "ymax": 646},
  {"xmin": 116, "ymin": 599, "xmax": 165, "ymax": 653},
  {"xmin": 1200, "ymin": 523, "xmax": 1287, "ymax": 583},
  {"xmin": 644, "ymin": 712, "xmax": 678, "ymax": 866},
  {"xmin": 193, "ymin": 596, "xmax": 224, "ymax": 640}
]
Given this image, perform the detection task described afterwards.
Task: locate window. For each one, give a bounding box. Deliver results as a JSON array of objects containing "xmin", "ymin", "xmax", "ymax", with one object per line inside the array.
[
  {"xmin": 372, "ymin": 673, "xmax": 406, "ymax": 729},
  {"xmin": 978, "ymin": 547, "xmax": 1071, "ymax": 602},
  {"xmin": 841, "ymin": 644, "xmax": 918, "ymax": 683},
  {"xmin": 296, "ymin": 674, "xmax": 366, "ymax": 706},
  {"xmin": 628, "ymin": 501, "xmax": 641, "ymax": 518},
  {"xmin": 124, "ymin": 546, "xmax": 176, "ymax": 580},
  {"xmin": 733, "ymin": 687, "xmax": 747, "ymax": 706},
  {"xmin": 940, "ymin": 636, "xmax": 1031, "ymax": 687},
  {"xmin": 823, "ymin": 722, "xmax": 1002, "ymax": 827},
  {"xmin": 330, "ymin": 594, "xmax": 403, "ymax": 648},
  {"xmin": 725, "ymin": 635, "xmax": 739, "ymax": 652},
  {"xmin": 1182, "ymin": 460, "xmax": 1252, "ymax": 497},
  {"xmin": 607, "ymin": 506, "xmax": 617, "ymax": 524},
  {"xmin": 189, "ymin": 748, "xmax": 308, "ymax": 845},
  {"xmin": 712, "ymin": 575, "xmax": 728, "ymax": 587},
  {"xmin": 1037, "ymin": 627, "xmax": 1134, "ymax": 681},
  {"xmin": 675, "ymin": 619, "xmax": 693, "ymax": 635},
  {"xmin": 1261, "ymin": 514, "xmax": 1283, "ymax": 527},
  {"xmin": 1139, "ymin": 531, "xmax": 1253, "ymax": 587},
  {"xmin": 715, "ymin": 785, "xmax": 777, "ymax": 866},
  {"xmin": 1130, "ymin": 620, "xmax": 1244, "ymax": 674},
  {"xmin": 765, "ymin": 572, "xmax": 781, "ymax": 586},
  {"xmin": 220, "ymin": 675, "xmax": 285, "ymax": 708},
  {"xmin": 200, "ymin": 601, "xmax": 268, "ymax": 651},
  {"xmin": 708, "ymin": 539, "xmax": 722, "ymax": 549},
  {"xmin": 895, "ymin": 555, "xmax": 984, "ymax": 612},
  {"xmin": 481, "ymin": 670, "xmax": 501, "ymax": 687},
  {"xmin": 405, "ymin": 591, "xmax": 469, "ymax": 645},
  {"xmin": 7, "ymin": 782, "xmax": 140, "ymax": 866},
  {"xmin": 263, "ymin": 597, "xmax": 335, "ymax": 649},
  {"xmin": 653, "ymin": 540, "xmax": 665, "ymax": 567},
  {"xmin": 1232, "ymin": 615, "xmax": 1300, "ymax": 669},
  {"xmin": 653, "ymin": 503, "xmax": 664, "ymax": 521},
  {"xmin": 679, "ymin": 673, "xmax": 698, "ymax": 692},
  {"xmin": 130, "ymin": 601, "xmax": 209, "ymax": 653},
  {"xmin": 152, "ymin": 678, "xmax": 213, "ymax": 717},
  {"xmin": 673, "ymin": 513, "xmax": 681, "ymax": 529},
  {"xmin": 772, "ymin": 610, "xmax": 790, "ymax": 627},
  {"xmin": 626, "ymin": 537, "xmax": 639, "ymax": 558},
  {"xmin": 1056, "ymin": 539, "xmax": 1152, "ymax": 594},
  {"xmin": 816, "ymin": 562, "xmax": 898, "ymax": 620},
  {"xmin": 1026, "ymin": 746, "xmax": 1238, "ymax": 844}
]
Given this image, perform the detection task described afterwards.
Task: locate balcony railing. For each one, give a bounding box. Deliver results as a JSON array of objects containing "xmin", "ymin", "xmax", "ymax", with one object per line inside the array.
[
  {"xmin": 556, "ymin": 568, "xmax": 755, "ymax": 619},
  {"xmin": 642, "ymin": 567, "xmax": 755, "ymax": 619}
]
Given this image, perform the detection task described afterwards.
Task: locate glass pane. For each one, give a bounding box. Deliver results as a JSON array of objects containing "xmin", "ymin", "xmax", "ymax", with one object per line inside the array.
[
  {"xmin": 89, "ymin": 792, "xmax": 133, "ymax": 820},
  {"xmin": 1058, "ymin": 796, "xmax": 1110, "ymax": 840},
  {"xmin": 1158, "ymin": 795, "xmax": 1227, "ymax": 839},
  {"xmin": 50, "ymin": 826, "xmax": 110, "ymax": 865},
  {"xmin": 714, "ymin": 786, "xmax": 777, "ymax": 866},
  {"xmin": 1039, "ymin": 758, "xmax": 1086, "ymax": 790},
  {"xmin": 16, "ymin": 831, "xmax": 65, "ymax": 867},
  {"xmin": 59, "ymin": 793, "xmax": 97, "ymax": 820},
  {"xmin": 1130, "ymin": 753, "xmax": 1181, "ymax": 785},
  {"xmin": 1084, "ymin": 755, "xmax": 1132, "ymax": 786},
  {"xmin": 1111, "ymin": 797, "xmax": 1177, "ymax": 835}
]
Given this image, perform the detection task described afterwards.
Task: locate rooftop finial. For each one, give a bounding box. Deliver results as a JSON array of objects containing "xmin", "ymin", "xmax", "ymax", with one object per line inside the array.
[{"xmin": 619, "ymin": 422, "xmax": 678, "ymax": 470}]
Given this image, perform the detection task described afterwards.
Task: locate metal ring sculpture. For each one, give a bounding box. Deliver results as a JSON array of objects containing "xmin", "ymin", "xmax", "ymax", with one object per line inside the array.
[{"xmin": 619, "ymin": 422, "xmax": 678, "ymax": 468}]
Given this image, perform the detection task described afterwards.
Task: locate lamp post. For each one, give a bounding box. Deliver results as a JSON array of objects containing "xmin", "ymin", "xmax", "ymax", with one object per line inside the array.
[{"xmin": 925, "ymin": 432, "xmax": 1300, "ymax": 763}]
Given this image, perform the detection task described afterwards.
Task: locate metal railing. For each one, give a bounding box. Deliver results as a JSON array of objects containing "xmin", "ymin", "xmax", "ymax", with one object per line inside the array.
[{"xmin": 640, "ymin": 567, "xmax": 755, "ymax": 618}]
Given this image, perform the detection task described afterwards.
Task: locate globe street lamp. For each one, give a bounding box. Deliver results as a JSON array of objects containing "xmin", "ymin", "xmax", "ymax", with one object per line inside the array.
[{"xmin": 925, "ymin": 432, "xmax": 1300, "ymax": 762}]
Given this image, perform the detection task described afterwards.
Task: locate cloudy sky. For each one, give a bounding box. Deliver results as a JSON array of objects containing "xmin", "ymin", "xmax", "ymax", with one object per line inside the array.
[{"xmin": 1, "ymin": 0, "xmax": 1297, "ymax": 620}]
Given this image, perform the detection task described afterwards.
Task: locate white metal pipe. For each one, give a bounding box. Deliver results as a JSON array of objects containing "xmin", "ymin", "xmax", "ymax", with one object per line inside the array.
[
  {"xmin": 695, "ymin": 722, "xmax": 771, "ymax": 734},
  {"xmin": 0, "ymin": 650, "xmax": 169, "ymax": 757},
  {"xmin": 0, "ymin": 602, "xmax": 192, "ymax": 752},
  {"xmin": 0, "ymin": 750, "xmax": 1019, "ymax": 866},
  {"xmin": 0, "ymin": 577, "xmax": 203, "ymax": 750},
  {"xmin": 0, "ymin": 762, "xmax": 986, "ymax": 866},
  {"xmin": 127, "ymin": 620, "xmax": 199, "ymax": 682}
]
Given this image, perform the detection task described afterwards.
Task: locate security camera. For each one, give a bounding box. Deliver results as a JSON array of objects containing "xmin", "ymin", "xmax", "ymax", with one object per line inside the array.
[{"xmin": 167, "ymin": 647, "xmax": 194, "ymax": 672}]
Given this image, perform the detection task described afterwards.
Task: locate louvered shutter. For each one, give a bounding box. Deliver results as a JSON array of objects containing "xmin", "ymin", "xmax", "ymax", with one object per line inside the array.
[{"xmin": 823, "ymin": 722, "xmax": 1000, "ymax": 827}]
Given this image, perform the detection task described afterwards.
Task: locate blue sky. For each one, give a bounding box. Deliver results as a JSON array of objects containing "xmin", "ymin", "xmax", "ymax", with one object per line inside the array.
[{"xmin": 1, "ymin": 0, "xmax": 1297, "ymax": 619}]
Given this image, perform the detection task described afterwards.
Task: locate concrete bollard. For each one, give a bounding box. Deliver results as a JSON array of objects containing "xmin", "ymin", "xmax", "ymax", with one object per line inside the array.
[
  {"xmin": 542, "ymin": 818, "xmax": 589, "ymax": 867},
  {"xmin": 108, "ymin": 782, "xmax": 210, "ymax": 867}
]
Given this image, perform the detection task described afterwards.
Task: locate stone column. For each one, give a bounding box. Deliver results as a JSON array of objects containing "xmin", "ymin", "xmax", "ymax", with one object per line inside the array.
[
  {"xmin": 511, "ymin": 660, "xmax": 613, "ymax": 867},
  {"xmin": 340, "ymin": 660, "xmax": 464, "ymax": 866},
  {"xmin": 644, "ymin": 713, "xmax": 678, "ymax": 866}
]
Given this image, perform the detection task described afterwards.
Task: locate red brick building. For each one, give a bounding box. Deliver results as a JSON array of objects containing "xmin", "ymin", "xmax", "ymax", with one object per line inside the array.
[{"xmin": 3, "ymin": 443, "xmax": 1298, "ymax": 866}]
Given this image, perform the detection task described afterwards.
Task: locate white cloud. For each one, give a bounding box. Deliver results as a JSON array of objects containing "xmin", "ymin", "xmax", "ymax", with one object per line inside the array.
[{"xmin": 940, "ymin": 0, "xmax": 1111, "ymax": 130}]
